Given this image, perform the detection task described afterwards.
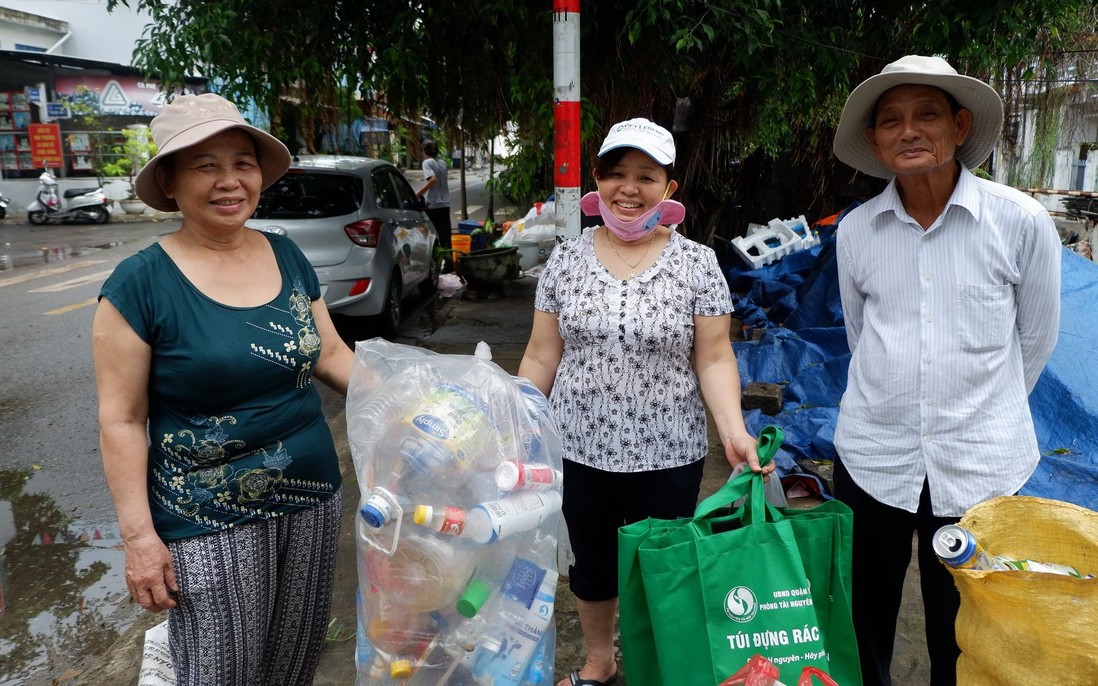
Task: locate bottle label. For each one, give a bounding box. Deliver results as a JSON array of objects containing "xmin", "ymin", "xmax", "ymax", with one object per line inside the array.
[
  {"xmin": 402, "ymin": 384, "xmax": 492, "ymax": 471},
  {"xmin": 501, "ymin": 558, "xmax": 547, "ymax": 610},
  {"xmin": 519, "ymin": 464, "xmax": 560, "ymax": 491},
  {"xmin": 439, "ymin": 506, "xmax": 467, "ymax": 535}
]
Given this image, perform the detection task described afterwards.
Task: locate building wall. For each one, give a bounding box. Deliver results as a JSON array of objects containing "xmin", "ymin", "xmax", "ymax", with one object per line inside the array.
[
  {"xmin": 0, "ymin": 7, "xmax": 65, "ymax": 52},
  {"xmin": 0, "ymin": 1, "xmax": 149, "ymax": 64}
]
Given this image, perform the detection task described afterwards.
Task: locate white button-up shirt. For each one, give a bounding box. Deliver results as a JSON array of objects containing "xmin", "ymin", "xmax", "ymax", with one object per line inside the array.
[{"xmin": 835, "ymin": 167, "xmax": 1061, "ymax": 516}]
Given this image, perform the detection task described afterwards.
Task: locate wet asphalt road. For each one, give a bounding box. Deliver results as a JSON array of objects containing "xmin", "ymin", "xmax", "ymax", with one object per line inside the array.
[{"xmin": 0, "ymin": 217, "xmax": 172, "ymax": 685}]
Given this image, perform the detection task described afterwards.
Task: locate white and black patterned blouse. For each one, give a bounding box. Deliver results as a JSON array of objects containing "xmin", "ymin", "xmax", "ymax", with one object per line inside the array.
[{"xmin": 535, "ymin": 227, "xmax": 734, "ymax": 472}]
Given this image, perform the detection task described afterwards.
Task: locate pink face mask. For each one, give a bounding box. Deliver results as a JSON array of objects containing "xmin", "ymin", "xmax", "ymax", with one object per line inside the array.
[{"xmin": 580, "ymin": 191, "xmax": 686, "ymax": 241}]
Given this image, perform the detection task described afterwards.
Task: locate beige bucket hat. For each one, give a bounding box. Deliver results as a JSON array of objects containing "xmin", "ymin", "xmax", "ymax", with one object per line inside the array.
[
  {"xmin": 833, "ymin": 55, "xmax": 1004, "ymax": 179},
  {"xmin": 135, "ymin": 93, "xmax": 291, "ymax": 211}
]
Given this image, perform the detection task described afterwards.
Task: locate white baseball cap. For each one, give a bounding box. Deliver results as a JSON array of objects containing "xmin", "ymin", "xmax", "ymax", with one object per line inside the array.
[{"xmin": 598, "ymin": 118, "xmax": 676, "ymax": 166}]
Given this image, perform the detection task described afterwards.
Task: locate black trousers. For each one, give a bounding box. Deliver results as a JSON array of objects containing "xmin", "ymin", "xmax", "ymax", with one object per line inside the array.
[
  {"xmin": 561, "ymin": 458, "xmax": 704, "ymax": 601},
  {"xmin": 833, "ymin": 460, "xmax": 961, "ymax": 686},
  {"xmin": 426, "ymin": 206, "xmax": 452, "ymax": 250}
]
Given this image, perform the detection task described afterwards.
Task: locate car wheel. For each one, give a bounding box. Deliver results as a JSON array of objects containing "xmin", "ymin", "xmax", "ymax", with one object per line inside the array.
[
  {"xmin": 0, "ymin": 206, "xmax": 6, "ymax": 220},
  {"xmin": 90, "ymin": 206, "xmax": 110, "ymax": 224},
  {"xmin": 374, "ymin": 271, "xmax": 402, "ymax": 338},
  {"xmin": 28, "ymin": 210, "xmax": 48, "ymax": 225}
]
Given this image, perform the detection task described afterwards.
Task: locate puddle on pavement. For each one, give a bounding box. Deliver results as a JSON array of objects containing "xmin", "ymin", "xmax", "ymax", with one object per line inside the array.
[
  {"xmin": 0, "ymin": 468, "xmax": 136, "ymax": 686},
  {"xmin": 0, "ymin": 242, "xmax": 125, "ymax": 272}
]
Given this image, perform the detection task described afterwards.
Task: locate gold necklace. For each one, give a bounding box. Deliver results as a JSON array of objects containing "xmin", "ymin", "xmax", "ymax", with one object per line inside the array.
[{"xmin": 604, "ymin": 228, "xmax": 658, "ymax": 279}]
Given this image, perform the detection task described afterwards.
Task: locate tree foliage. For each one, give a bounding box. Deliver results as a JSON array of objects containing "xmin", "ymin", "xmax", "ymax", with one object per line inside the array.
[{"xmin": 108, "ymin": 0, "xmax": 1098, "ymax": 235}]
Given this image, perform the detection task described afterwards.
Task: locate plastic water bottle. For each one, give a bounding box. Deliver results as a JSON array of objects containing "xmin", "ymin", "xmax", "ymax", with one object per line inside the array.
[
  {"xmin": 495, "ymin": 460, "xmax": 563, "ymax": 492},
  {"xmin": 465, "ymin": 491, "xmax": 563, "ymax": 544},
  {"xmin": 412, "ymin": 504, "xmax": 470, "ymax": 536},
  {"xmin": 411, "ymin": 491, "xmax": 561, "ymax": 545},
  {"xmin": 364, "ymin": 530, "xmax": 476, "ymax": 612},
  {"xmin": 360, "ymin": 590, "xmax": 438, "ymax": 680},
  {"xmin": 511, "ymin": 376, "xmax": 550, "ymax": 462},
  {"xmin": 360, "ymin": 382, "xmax": 496, "ymax": 529}
]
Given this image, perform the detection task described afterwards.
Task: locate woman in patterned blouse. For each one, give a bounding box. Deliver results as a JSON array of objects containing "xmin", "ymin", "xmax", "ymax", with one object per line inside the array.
[{"xmin": 518, "ymin": 118, "xmax": 771, "ymax": 686}]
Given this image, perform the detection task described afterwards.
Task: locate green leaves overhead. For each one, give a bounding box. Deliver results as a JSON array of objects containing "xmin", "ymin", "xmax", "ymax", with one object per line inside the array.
[{"xmin": 107, "ymin": 0, "xmax": 1097, "ymax": 224}]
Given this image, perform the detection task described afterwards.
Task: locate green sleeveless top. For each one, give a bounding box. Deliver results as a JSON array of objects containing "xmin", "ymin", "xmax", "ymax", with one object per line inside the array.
[{"xmin": 100, "ymin": 231, "xmax": 341, "ymax": 542}]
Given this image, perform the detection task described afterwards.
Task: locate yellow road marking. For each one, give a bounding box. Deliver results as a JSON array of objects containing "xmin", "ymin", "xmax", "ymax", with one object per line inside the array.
[
  {"xmin": 0, "ymin": 260, "xmax": 109, "ymax": 288},
  {"xmin": 46, "ymin": 297, "xmax": 98, "ymax": 315},
  {"xmin": 29, "ymin": 269, "xmax": 114, "ymax": 293}
]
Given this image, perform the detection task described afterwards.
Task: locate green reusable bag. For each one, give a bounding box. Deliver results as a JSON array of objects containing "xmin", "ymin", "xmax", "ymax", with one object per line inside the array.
[{"xmin": 618, "ymin": 427, "xmax": 861, "ymax": 686}]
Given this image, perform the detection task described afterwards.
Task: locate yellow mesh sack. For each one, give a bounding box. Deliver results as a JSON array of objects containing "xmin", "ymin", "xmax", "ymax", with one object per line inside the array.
[{"xmin": 948, "ymin": 495, "xmax": 1098, "ymax": 685}]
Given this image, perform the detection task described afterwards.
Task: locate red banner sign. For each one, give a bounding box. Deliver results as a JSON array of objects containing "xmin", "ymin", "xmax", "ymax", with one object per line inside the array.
[{"xmin": 29, "ymin": 123, "xmax": 63, "ymax": 169}]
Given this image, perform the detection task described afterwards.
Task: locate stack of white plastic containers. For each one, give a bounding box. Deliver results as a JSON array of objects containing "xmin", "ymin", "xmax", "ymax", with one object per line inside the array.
[
  {"xmin": 731, "ymin": 214, "xmax": 821, "ymax": 269},
  {"xmin": 347, "ymin": 339, "xmax": 563, "ymax": 685}
]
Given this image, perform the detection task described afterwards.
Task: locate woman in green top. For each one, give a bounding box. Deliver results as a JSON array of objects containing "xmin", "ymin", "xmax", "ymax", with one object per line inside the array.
[{"xmin": 92, "ymin": 94, "xmax": 356, "ymax": 685}]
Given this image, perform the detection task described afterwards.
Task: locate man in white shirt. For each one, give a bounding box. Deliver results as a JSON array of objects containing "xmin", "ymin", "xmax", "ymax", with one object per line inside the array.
[
  {"xmin": 831, "ymin": 55, "xmax": 1061, "ymax": 686},
  {"xmin": 417, "ymin": 140, "xmax": 452, "ymax": 260}
]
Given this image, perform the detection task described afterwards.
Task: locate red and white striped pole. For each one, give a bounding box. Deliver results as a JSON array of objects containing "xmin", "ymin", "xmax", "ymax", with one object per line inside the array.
[{"xmin": 553, "ymin": 0, "xmax": 581, "ymax": 239}]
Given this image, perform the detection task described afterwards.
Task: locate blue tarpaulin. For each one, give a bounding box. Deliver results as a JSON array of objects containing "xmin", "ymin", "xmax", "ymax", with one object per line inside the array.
[{"xmin": 728, "ymin": 214, "xmax": 1098, "ymax": 511}]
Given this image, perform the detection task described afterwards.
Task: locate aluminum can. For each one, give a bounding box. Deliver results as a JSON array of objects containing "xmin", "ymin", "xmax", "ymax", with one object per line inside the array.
[{"xmin": 932, "ymin": 525, "xmax": 1009, "ymax": 571}]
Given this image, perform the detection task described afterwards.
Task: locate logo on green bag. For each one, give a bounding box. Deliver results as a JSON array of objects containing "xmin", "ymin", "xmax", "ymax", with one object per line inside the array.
[{"xmin": 724, "ymin": 586, "xmax": 758, "ymax": 622}]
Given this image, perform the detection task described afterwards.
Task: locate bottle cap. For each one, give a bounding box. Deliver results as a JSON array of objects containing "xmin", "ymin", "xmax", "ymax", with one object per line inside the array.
[
  {"xmin": 413, "ymin": 505, "xmax": 432, "ymax": 525},
  {"xmin": 359, "ymin": 497, "xmax": 391, "ymax": 528},
  {"xmin": 390, "ymin": 658, "xmax": 414, "ymax": 678},
  {"xmin": 480, "ymin": 635, "xmax": 503, "ymax": 655},
  {"xmin": 456, "ymin": 579, "xmax": 492, "ymax": 618},
  {"xmin": 495, "ymin": 461, "xmax": 522, "ymax": 490}
]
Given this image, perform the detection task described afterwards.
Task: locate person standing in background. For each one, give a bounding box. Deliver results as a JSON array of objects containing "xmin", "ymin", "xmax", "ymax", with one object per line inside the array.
[
  {"xmin": 417, "ymin": 140, "xmax": 452, "ymax": 260},
  {"xmin": 831, "ymin": 55, "xmax": 1061, "ymax": 685}
]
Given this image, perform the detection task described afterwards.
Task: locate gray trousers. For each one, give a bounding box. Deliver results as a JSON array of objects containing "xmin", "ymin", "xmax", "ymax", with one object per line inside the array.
[{"xmin": 165, "ymin": 488, "xmax": 343, "ymax": 686}]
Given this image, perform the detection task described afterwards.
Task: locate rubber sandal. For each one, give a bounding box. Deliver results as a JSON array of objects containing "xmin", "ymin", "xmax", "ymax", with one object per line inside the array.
[{"xmin": 568, "ymin": 669, "xmax": 620, "ymax": 686}]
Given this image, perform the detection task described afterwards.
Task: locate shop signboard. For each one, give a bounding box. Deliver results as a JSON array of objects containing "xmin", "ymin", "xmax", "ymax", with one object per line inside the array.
[
  {"xmin": 46, "ymin": 103, "xmax": 71, "ymax": 119},
  {"xmin": 28, "ymin": 123, "xmax": 63, "ymax": 168},
  {"xmin": 53, "ymin": 76, "xmax": 167, "ymax": 117}
]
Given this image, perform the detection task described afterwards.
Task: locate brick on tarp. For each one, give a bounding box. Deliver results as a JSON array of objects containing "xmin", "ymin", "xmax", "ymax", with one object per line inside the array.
[{"xmin": 742, "ymin": 381, "xmax": 783, "ymax": 415}]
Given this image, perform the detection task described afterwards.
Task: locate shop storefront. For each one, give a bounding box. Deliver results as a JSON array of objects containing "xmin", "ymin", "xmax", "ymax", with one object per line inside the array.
[{"xmin": 0, "ymin": 50, "xmax": 204, "ymax": 180}]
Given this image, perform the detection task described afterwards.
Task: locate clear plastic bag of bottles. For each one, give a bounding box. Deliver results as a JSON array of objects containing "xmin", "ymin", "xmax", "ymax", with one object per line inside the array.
[{"xmin": 347, "ymin": 339, "xmax": 564, "ymax": 685}]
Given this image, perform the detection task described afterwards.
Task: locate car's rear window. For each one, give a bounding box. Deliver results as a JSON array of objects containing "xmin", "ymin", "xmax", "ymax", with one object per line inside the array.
[{"xmin": 253, "ymin": 171, "xmax": 364, "ymax": 219}]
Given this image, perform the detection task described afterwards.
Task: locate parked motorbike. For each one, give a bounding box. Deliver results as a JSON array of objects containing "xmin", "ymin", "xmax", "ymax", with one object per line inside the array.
[
  {"xmin": 0, "ymin": 187, "xmax": 10, "ymax": 220},
  {"xmin": 27, "ymin": 171, "xmax": 111, "ymax": 225}
]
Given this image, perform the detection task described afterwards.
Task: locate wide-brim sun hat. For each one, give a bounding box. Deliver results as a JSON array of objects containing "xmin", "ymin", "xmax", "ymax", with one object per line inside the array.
[
  {"xmin": 833, "ymin": 55, "xmax": 1004, "ymax": 179},
  {"xmin": 598, "ymin": 118, "xmax": 676, "ymax": 166},
  {"xmin": 135, "ymin": 93, "xmax": 291, "ymax": 211}
]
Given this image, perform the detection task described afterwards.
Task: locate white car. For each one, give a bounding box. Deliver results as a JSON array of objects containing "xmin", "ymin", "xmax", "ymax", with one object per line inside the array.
[{"xmin": 247, "ymin": 156, "xmax": 439, "ymax": 336}]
